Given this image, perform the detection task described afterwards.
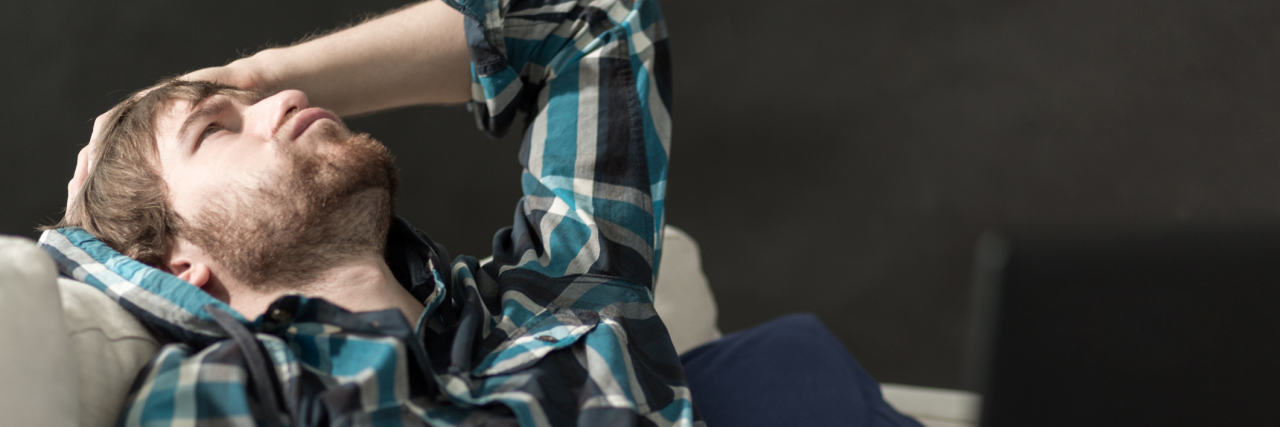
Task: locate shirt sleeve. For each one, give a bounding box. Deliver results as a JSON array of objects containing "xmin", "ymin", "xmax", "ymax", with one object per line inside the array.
[{"xmin": 444, "ymin": 0, "xmax": 673, "ymax": 288}]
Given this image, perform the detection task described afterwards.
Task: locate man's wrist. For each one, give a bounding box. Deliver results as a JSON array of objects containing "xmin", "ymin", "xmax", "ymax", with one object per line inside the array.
[{"xmin": 227, "ymin": 50, "xmax": 277, "ymax": 93}]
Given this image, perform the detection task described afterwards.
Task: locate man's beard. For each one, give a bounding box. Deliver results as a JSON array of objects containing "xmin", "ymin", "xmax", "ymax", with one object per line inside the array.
[{"xmin": 181, "ymin": 122, "xmax": 400, "ymax": 290}]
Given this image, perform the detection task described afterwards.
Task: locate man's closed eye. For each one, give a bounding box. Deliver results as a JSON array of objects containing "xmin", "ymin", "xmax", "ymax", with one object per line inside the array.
[
  {"xmin": 200, "ymin": 125, "xmax": 223, "ymax": 141},
  {"xmin": 196, "ymin": 124, "xmax": 234, "ymax": 150}
]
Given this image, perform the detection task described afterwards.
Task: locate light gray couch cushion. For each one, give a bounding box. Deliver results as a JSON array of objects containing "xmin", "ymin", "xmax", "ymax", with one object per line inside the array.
[
  {"xmin": 0, "ymin": 235, "xmax": 78, "ymax": 427},
  {"xmin": 59, "ymin": 278, "xmax": 161, "ymax": 427},
  {"xmin": 654, "ymin": 226, "xmax": 722, "ymax": 354}
]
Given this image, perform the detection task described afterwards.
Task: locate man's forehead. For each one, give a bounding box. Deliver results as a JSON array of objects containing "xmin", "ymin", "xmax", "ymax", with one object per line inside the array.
[{"xmin": 159, "ymin": 86, "xmax": 262, "ymax": 117}]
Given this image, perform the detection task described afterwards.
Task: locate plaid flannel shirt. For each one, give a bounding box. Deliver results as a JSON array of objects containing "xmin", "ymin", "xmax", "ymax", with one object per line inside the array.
[{"xmin": 38, "ymin": 0, "xmax": 693, "ymax": 424}]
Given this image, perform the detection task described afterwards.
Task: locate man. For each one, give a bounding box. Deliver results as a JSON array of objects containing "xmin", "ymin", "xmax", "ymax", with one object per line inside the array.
[
  {"xmin": 47, "ymin": 0, "xmax": 927, "ymax": 425},
  {"xmin": 48, "ymin": 0, "xmax": 692, "ymax": 425}
]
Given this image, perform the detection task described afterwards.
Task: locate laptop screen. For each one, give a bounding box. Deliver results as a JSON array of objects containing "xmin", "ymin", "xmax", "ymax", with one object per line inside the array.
[{"xmin": 968, "ymin": 227, "xmax": 1280, "ymax": 426}]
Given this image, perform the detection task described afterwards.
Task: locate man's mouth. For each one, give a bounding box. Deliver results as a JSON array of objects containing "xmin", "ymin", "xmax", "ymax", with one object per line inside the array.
[{"xmin": 287, "ymin": 107, "xmax": 341, "ymax": 141}]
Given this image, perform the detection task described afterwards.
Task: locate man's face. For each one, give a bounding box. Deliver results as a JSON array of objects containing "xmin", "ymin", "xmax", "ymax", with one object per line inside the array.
[
  {"xmin": 154, "ymin": 89, "xmax": 336, "ymax": 218},
  {"xmin": 151, "ymin": 88, "xmax": 398, "ymax": 288}
]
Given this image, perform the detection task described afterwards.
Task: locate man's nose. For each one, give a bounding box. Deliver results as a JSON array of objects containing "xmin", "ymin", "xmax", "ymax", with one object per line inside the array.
[{"xmin": 245, "ymin": 90, "xmax": 310, "ymax": 139}]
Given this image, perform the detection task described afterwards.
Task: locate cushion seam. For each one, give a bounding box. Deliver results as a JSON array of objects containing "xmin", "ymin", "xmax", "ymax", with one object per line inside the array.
[{"xmin": 67, "ymin": 328, "xmax": 160, "ymax": 345}]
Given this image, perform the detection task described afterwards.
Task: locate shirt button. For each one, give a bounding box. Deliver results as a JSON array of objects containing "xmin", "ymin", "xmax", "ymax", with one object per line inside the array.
[
  {"xmin": 269, "ymin": 307, "xmax": 293, "ymax": 323},
  {"xmin": 537, "ymin": 335, "xmax": 559, "ymax": 343}
]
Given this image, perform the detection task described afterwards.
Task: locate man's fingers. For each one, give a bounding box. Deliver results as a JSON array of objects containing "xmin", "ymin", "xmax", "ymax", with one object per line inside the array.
[
  {"xmin": 181, "ymin": 65, "xmax": 260, "ymax": 91},
  {"xmin": 73, "ymin": 145, "xmax": 90, "ymax": 180},
  {"xmin": 67, "ymin": 110, "xmax": 114, "ymax": 219},
  {"xmin": 83, "ymin": 109, "xmax": 116, "ymax": 172},
  {"xmin": 65, "ymin": 141, "xmax": 92, "ymax": 218},
  {"xmin": 80, "ymin": 113, "xmax": 110, "ymax": 178}
]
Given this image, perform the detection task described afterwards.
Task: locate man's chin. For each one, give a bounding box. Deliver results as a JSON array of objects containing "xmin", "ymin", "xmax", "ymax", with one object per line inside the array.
[
  {"xmin": 186, "ymin": 185, "xmax": 395, "ymax": 291},
  {"xmin": 315, "ymin": 119, "xmax": 355, "ymax": 145}
]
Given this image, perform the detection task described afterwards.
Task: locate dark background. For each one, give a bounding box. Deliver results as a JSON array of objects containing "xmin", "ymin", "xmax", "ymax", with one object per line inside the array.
[{"xmin": 3, "ymin": 0, "xmax": 1278, "ymax": 390}]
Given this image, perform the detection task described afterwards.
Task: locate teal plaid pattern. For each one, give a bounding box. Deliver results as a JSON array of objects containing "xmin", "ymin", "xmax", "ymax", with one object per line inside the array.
[{"xmin": 38, "ymin": 0, "xmax": 693, "ymax": 424}]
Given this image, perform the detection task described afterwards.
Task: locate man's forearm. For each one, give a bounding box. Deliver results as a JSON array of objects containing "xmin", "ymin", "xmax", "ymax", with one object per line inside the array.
[{"xmin": 227, "ymin": 0, "xmax": 472, "ymax": 117}]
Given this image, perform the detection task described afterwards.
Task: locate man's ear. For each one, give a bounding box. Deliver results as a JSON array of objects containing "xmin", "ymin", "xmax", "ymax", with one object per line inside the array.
[{"xmin": 166, "ymin": 238, "xmax": 212, "ymax": 289}]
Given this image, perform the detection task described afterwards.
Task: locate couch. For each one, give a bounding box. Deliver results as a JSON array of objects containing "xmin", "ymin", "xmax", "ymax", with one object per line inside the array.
[{"xmin": 0, "ymin": 227, "xmax": 977, "ymax": 427}]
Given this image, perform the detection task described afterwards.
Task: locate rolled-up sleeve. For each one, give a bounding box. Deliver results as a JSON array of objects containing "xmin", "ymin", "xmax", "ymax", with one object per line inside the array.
[{"xmin": 446, "ymin": 0, "xmax": 673, "ymax": 288}]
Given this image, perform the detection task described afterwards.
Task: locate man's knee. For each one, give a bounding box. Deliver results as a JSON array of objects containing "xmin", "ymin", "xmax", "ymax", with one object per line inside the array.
[{"xmin": 680, "ymin": 313, "xmax": 923, "ymax": 427}]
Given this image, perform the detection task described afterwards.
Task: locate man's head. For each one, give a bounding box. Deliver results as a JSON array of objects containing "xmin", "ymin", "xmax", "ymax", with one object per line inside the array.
[{"xmin": 56, "ymin": 80, "xmax": 399, "ymax": 293}]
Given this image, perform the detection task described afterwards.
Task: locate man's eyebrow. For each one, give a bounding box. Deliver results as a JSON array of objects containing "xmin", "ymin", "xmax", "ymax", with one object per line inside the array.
[{"xmin": 177, "ymin": 95, "xmax": 234, "ymax": 143}]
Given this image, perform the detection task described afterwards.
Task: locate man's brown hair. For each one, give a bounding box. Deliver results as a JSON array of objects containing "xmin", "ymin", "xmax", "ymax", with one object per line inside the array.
[{"xmin": 51, "ymin": 80, "xmax": 254, "ymax": 267}]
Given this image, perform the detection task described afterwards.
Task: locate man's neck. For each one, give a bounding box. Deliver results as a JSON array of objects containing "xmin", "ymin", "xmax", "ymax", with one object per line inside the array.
[{"xmin": 228, "ymin": 254, "xmax": 425, "ymax": 325}]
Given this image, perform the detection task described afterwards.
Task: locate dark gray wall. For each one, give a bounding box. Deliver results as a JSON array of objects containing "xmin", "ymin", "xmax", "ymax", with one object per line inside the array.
[{"xmin": 4, "ymin": 0, "xmax": 1278, "ymax": 390}]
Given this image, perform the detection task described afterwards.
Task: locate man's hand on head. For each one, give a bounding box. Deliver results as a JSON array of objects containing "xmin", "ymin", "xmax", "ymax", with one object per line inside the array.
[
  {"xmin": 66, "ymin": 65, "xmax": 262, "ymax": 219},
  {"xmin": 68, "ymin": 0, "xmax": 469, "ymax": 219},
  {"xmin": 67, "ymin": 112, "xmax": 110, "ymax": 218}
]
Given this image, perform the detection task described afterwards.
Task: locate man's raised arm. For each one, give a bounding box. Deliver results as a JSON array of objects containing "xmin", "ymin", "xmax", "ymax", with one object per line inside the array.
[
  {"xmin": 186, "ymin": 0, "xmax": 473, "ymax": 116},
  {"xmin": 461, "ymin": 0, "xmax": 674, "ymax": 287}
]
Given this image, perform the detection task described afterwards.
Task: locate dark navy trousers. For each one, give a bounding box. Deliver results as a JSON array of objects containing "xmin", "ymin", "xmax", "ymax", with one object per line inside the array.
[{"xmin": 680, "ymin": 314, "xmax": 924, "ymax": 427}]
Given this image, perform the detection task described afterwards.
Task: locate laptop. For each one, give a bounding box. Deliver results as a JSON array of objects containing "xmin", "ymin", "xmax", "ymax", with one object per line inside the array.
[{"xmin": 965, "ymin": 226, "xmax": 1280, "ymax": 426}]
